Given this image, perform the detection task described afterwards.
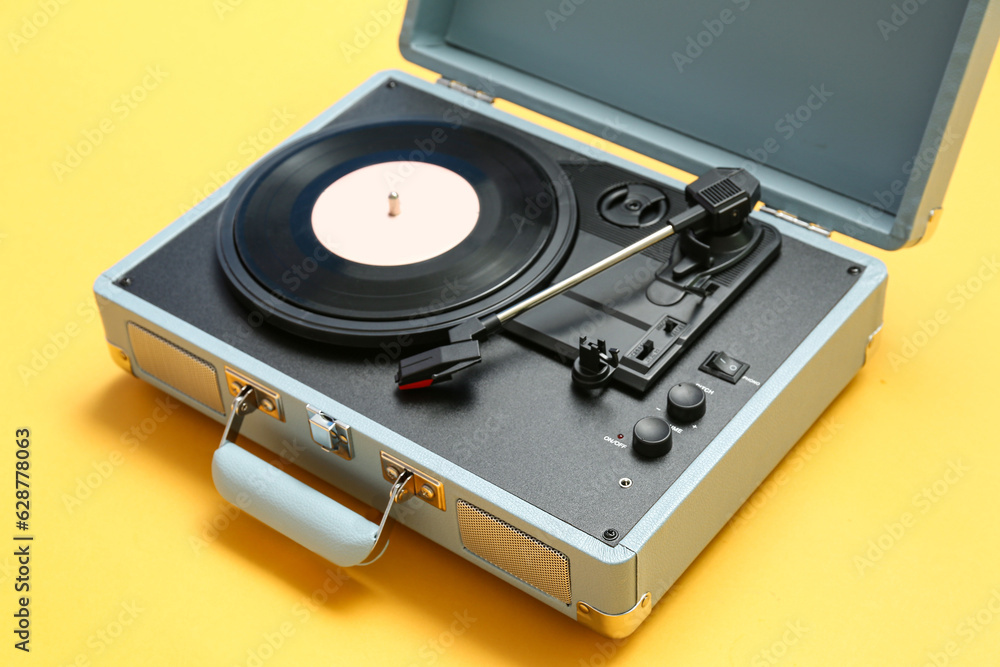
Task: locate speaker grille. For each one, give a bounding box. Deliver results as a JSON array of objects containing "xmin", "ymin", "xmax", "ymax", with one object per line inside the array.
[
  {"xmin": 127, "ymin": 323, "xmax": 224, "ymax": 413},
  {"xmin": 456, "ymin": 500, "xmax": 571, "ymax": 604}
]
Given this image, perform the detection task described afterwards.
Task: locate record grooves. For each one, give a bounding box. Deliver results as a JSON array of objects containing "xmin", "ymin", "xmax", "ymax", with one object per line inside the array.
[{"xmin": 217, "ymin": 119, "xmax": 577, "ymax": 347}]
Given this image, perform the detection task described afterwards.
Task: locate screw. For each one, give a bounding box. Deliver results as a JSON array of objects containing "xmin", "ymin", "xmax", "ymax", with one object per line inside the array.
[
  {"xmin": 418, "ymin": 484, "xmax": 435, "ymax": 500},
  {"xmin": 625, "ymin": 200, "xmax": 642, "ymax": 211},
  {"xmin": 602, "ymin": 528, "xmax": 619, "ymax": 541},
  {"xmin": 259, "ymin": 397, "xmax": 276, "ymax": 413},
  {"xmin": 118, "ymin": 277, "xmax": 132, "ymax": 287},
  {"xmin": 385, "ymin": 466, "xmax": 399, "ymax": 481},
  {"xmin": 848, "ymin": 266, "xmax": 863, "ymax": 275},
  {"xmin": 230, "ymin": 380, "xmax": 243, "ymax": 394},
  {"xmin": 387, "ymin": 80, "xmax": 396, "ymax": 88},
  {"xmin": 619, "ymin": 478, "xmax": 632, "ymax": 488}
]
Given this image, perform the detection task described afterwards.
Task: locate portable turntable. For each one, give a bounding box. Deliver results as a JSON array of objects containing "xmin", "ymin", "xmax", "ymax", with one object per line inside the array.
[{"xmin": 93, "ymin": 0, "xmax": 1000, "ymax": 637}]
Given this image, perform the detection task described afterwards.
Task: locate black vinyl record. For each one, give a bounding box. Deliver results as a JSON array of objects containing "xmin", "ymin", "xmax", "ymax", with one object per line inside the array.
[{"xmin": 217, "ymin": 119, "xmax": 576, "ymax": 347}]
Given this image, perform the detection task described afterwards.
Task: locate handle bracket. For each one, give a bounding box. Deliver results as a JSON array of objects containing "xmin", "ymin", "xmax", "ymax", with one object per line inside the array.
[
  {"xmin": 212, "ymin": 387, "xmax": 413, "ymax": 567},
  {"xmin": 219, "ymin": 384, "xmax": 258, "ymax": 448}
]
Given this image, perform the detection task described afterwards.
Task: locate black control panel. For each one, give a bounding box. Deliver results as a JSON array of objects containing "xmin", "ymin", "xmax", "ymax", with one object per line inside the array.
[{"xmin": 124, "ymin": 80, "xmax": 864, "ymax": 544}]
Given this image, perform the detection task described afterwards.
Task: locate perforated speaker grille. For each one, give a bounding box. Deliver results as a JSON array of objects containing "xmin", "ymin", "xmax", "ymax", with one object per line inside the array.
[
  {"xmin": 456, "ymin": 500, "xmax": 571, "ymax": 604},
  {"xmin": 127, "ymin": 322, "xmax": 224, "ymax": 413}
]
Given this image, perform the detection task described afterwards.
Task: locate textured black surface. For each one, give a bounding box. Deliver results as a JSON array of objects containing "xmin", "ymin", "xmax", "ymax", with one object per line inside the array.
[{"xmin": 121, "ymin": 81, "xmax": 862, "ymax": 542}]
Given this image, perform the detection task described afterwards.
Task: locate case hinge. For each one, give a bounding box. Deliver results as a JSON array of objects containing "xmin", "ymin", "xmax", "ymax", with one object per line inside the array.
[
  {"xmin": 760, "ymin": 206, "xmax": 830, "ymax": 238},
  {"xmin": 435, "ymin": 77, "xmax": 496, "ymax": 103}
]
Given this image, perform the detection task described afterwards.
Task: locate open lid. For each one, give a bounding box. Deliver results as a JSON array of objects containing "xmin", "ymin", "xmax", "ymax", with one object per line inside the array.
[{"xmin": 400, "ymin": 0, "xmax": 999, "ymax": 249}]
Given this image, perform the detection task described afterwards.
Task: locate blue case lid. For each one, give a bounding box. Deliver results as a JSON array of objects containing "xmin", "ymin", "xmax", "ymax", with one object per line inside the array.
[{"xmin": 400, "ymin": 0, "xmax": 999, "ymax": 249}]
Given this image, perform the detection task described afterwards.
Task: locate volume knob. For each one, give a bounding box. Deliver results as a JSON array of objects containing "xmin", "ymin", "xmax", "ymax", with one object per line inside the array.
[
  {"xmin": 667, "ymin": 382, "xmax": 707, "ymax": 423},
  {"xmin": 632, "ymin": 417, "xmax": 673, "ymax": 458}
]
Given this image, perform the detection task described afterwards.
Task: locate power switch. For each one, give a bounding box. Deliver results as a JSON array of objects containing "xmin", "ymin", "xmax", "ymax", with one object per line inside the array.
[{"xmin": 700, "ymin": 351, "xmax": 749, "ymax": 384}]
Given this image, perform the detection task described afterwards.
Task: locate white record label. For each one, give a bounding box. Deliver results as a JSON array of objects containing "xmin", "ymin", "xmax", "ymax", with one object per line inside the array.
[{"xmin": 311, "ymin": 161, "xmax": 480, "ymax": 266}]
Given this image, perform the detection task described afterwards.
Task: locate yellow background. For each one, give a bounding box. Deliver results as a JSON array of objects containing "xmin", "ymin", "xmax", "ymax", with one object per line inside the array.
[{"xmin": 2, "ymin": 1, "xmax": 999, "ymax": 665}]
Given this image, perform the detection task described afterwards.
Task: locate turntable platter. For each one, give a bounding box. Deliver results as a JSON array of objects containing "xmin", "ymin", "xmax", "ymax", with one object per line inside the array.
[{"xmin": 216, "ymin": 119, "xmax": 576, "ymax": 347}]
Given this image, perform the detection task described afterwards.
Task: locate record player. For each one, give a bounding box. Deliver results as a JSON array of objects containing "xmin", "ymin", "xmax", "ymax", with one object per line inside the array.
[{"xmin": 93, "ymin": 0, "xmax": 1000, "ymax": 637}]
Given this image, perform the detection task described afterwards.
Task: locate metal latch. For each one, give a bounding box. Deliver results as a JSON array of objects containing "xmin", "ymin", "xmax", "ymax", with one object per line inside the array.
[
  {"xmin": 306, "ymin": 405, "xmax": 354, "ymax": 461},
  {"xmin": 218, "ymin": 387, "xmax": 410, "ymax": 566},
  {"xmin": 435, "ymin": 77, "xmax": 496, "ymax": 103}
]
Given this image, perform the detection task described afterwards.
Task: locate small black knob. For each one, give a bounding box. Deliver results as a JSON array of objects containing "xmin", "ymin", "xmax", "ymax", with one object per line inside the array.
[
  {"xmin": 667, "ymin": 383, "xmax": 707, "ymax": 423},
  {"xmin": 632, "ymin": 417, "xmax": 673, "ymax": 458}
]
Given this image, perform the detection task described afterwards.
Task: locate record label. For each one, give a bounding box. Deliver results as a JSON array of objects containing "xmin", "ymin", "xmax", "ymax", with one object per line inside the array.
[{"xmin": 311, "ymin": 161, "xmax": 480, "ymax": 267}]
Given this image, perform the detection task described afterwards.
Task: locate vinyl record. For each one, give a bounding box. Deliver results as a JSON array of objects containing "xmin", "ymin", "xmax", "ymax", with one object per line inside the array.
[{"xmin": 217, "ymin": 119, "xmax": 576, "ymax": 346}]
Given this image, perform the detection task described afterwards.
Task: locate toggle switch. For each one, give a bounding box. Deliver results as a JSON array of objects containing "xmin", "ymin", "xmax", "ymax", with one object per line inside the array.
[{"xmin": 700, "ymin": 350, "xmax": 748, "ymax": 384}]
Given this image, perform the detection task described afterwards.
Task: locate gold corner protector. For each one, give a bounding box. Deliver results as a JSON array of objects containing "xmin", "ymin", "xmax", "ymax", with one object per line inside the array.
[
  {"xmin": 107, "ymin": 341, "xmax": 133, "ymax": 375},
  {"xmin": 576, "ymin": 592, "xmax": 652, "ymax": 638},
  {"xmin": 923, "ymin": 207, "xmax": 943, "ymax": 243},
  {"xmin": 864, "ymin": 324, "xmax": 884, "ymax": 366}
]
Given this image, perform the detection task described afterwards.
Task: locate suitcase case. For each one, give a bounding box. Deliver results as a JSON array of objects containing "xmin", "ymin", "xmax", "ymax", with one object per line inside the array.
[{"xmin": 94, "ymin": 0, "xmax": 1000, "ymax": 637}]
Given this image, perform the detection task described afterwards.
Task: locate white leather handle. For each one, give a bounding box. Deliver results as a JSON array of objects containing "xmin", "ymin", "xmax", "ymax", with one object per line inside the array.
[{"xmin": 212, "ymin": 442, "xmax": 381, "ymax": 567}]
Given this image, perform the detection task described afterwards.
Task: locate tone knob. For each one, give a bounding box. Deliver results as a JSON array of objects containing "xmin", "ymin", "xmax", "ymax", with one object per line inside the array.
[
  {"xmin": 632, "ymin": 417, "xmax": 673, "ymax": 458},
  {"xmin": 667, "ymin": 382, "xmax": 707, "ymax": 423}
]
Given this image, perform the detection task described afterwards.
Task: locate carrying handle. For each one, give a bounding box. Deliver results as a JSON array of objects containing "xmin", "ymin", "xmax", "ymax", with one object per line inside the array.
[{"xmin": 211, "ymin": 386, "xmax": 409, "ymax": 567}]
